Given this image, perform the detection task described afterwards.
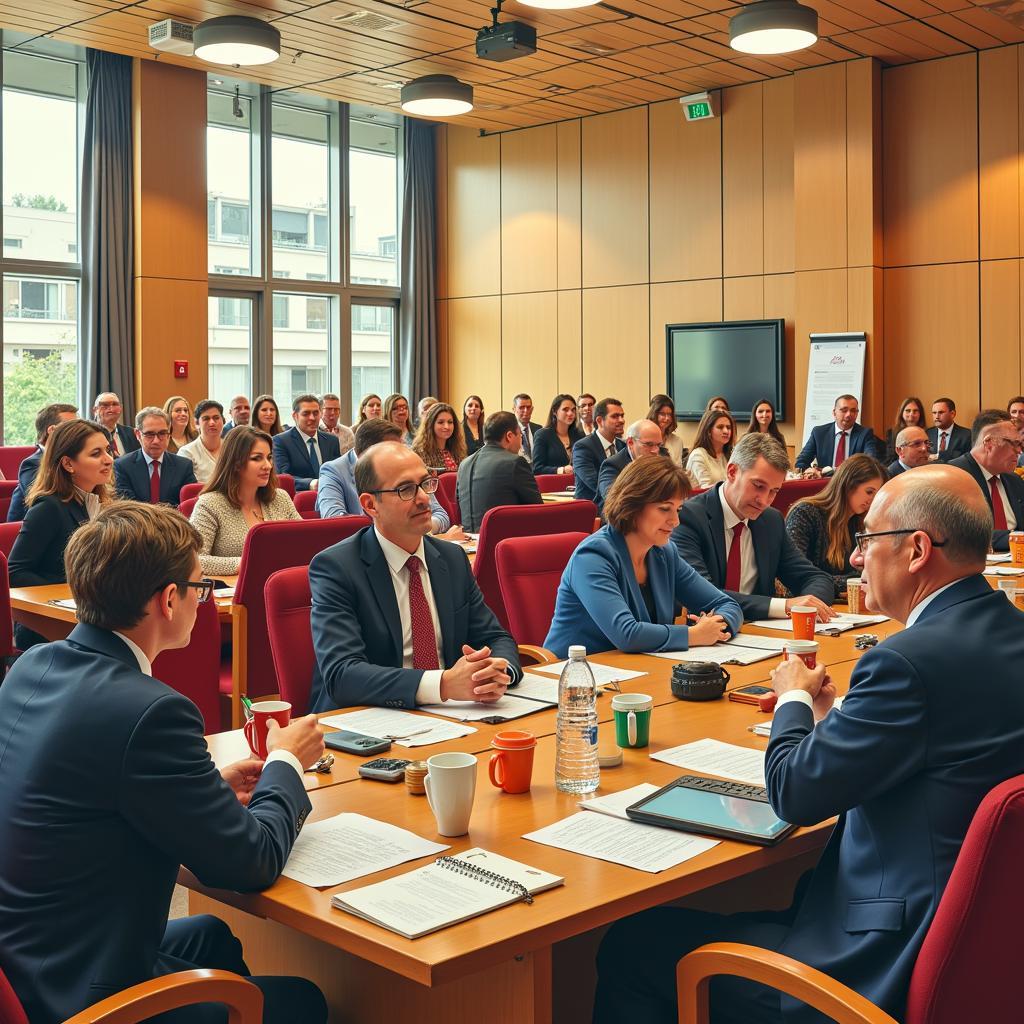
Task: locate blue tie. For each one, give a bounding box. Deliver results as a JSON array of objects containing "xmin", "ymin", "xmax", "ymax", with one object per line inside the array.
[{"xmin": 307, "ymin": 437, "xmax": 320, "ymax": 474}]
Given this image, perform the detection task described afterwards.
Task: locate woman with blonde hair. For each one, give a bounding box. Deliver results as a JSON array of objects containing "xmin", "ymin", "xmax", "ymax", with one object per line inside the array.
[
  {"xmin": 412, "ymin": 402, "xmax": 466, "ymax": 471},
  {"xmin": 686, "ymin": 408, "xmax": 735, "ymax": 488},
  {"xmin": 163, "ymin": 395, "xmax": 197, "ymax": 453},
  {"xmin": 383, "ymin": 393, "xmax": 414, "ymax": 445}
]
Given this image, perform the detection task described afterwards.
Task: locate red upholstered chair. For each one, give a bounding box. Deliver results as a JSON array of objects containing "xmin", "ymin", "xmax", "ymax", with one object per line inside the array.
[
  {"xmin": 177, "ymin": 497, "xmax": 198, "ymax": 519},
  {"xmin": 474, "ymin": 501, "xmax": 597, "ymax": 630},
  {"xmin": 535, "ymin": 474, "xmax": 570, "ymax": 493},
  {"xmin": 151, "ymin": 596, "xmax": 222, "ymax": 732},
  {"xmin": 265, "ymin": 566, "xmax": 315, "ymax": 714},
  {"xmin": 0, "ymin": 552, "xmax": 15, "ymax": 665},
  {"xmin": 179, "ymin": 482, "xmax": 202, "ymax": 504},
  {"xmin": 676, "ymin": 773, "xmax": 1024, "ymax": 1024},
  {"xmin": 0, "ymin": 522, "xmax": 20, "ymax": 560},
  {"xmin": 0, "ymin": 446, "xmax": 35, "ymax": 480},
  {"xmin": 277, "ymin": 473, "xmax": 296, "ymax": 497},
  {"xmin": 772, "ymin": 478, "xmax": 827, "ymax": 518},
  {"xmin": 435, "ymin": 471, "xmax": 461, "ymax": 526},
  {"xmin": 294, "ymin": 491, "xmax": 319, "ymax": 519},
  {"xmin": 0, "ymin": 480, "xmax": 16, "ymax": 522},
  {"xmin": 496, "ymin": 533, "xmax": 588, "ymax": 647},
  {"xmin": 226, "ymin": 516, "xmax": 370, "ymax": 725}
]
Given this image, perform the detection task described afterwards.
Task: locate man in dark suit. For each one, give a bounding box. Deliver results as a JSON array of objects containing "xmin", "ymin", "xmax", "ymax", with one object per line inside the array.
[
  {"xmin": 0, "ymin": 502, "xmax": 326, "ymax": 1024},
  {"xmin": 1009, "ymin": 395, "xmax": 1024, "ymax": 468},
  {"xmin": 572, "ymin": 397, "xmax": 626, "ymax": 503},
  {"xmin": 456, "ymin": 411, "xmax": 543, "ymax": 532},
  {"xmin": 596, "ymin": 464, "xmax": 1024, "ymax": 1024},
  {"xmin": 513, "ymin": 393, "xmax": 540, "ymax": 462},
  {"xmin": 795, "ymin": 394, "xmax": 883, "ymax": 476},
  {"xmin": 949, "ymin": 409, "xmax": 1024, "ymax": 551},
  {"xmin": 887, "ymin": 425, "xmax": 931, "ymax": 477},
  {"xmin": 272, "ymin": 392, "xmax": 341, "ymax": 492},
  {"xmin": 673, "ymin": 432, "xmax": 835, "ymax": 622},
  {"xmin": 310, "ymin": 442, "xmax": 522, "ymax": 711},
  {"xmin": 114, "ymin": 406, "xmax": 197, "ymax": 507},
  {"xmin": 222, "ymin": 394, "xmax": 251, "ymax": 436},
  {"xmin": 927, "ymin": 397, "xmax": 972, "ymax": 462},
  {"xmin": 596, "ymin": 419, "xmax": 665, "ymax": 511},
  {"xmin": 92, "ymin": 391, "xmax": 140, "ymax": 458},
  {"xmin": 7, "ymin": 402, "xmax": 77, "ymax": 522}
]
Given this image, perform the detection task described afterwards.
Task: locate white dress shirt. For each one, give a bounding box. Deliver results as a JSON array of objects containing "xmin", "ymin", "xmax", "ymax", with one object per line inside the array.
[
  {"xmin": 178, "ymin": 437, "xmax": 219, "ymax": 484},
  {"xmin": 374, "ymin": 527, "xmax": 445, "ymax": 704},
  {"xmin": 986, "ymin": 472, "xmax": 1018, "ymax": 531},
  {"xmin": 110, "ymin": 427, "xmax": 125, "ymax": 458},
  {"xmin": 718, "ymin": 487, "xmax": 787, "ymax": 618},
  {"xmin": 299, "ymin": 429, "xmax": 323, "ymax": 471}
]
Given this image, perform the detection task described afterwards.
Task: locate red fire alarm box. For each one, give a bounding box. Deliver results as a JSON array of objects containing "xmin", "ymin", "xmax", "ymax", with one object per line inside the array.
[{"xmin": 174, "ymin": 360, "xmax": 188, "ymax": 379}]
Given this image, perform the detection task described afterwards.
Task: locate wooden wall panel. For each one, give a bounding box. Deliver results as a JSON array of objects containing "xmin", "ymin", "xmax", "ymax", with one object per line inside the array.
[
  {"xmin": 794, "ymin": 64, "xmax": 847, "ymax": 272},
  {"xmin": 581, "ymin": 108, "xmax": 649, "ymax": 288},
  {"xmin": 883, "ymin": 264, "xmax": 979, "ymax": 418},
  {"xmin": 501, "ymin": 126, "xmax": 558, "ymax": 295},
  {"xmin": 446, "ymin": 297, "xmax": 502, "ymax": 413},
  {"xmin": 722, "ymin": 83, "xmax": 764, "ymax": 278},
  {"xmin": 847, "ymin": 59, "xmax": 883, "ymax": 269},
  {"xmin": 980, "ymin": 260, "xmax": 1021, "ymax": 409},
  {"xmin": 883, "ymin": 54, "xmax": 979, "ymax": 267},
  {"xmin": 848, "ymin": 266, "xmax": 885, "ymax": 427},
  {"xmin": 794, "ymin": 270, "xmax": 848, "ymax": 433},
  {"xmin": 724, "ymin": 277, "xmax": 764, "ymax": 321},
  {"xmin": 979, "ymin": 47, "xmax": 1020, "ymax": 261},
  {"xmin": 764, "ymin": 274, "xmax": 797, "ymax": 432},
  {"xmin": 649, "ymin": 98, "xmax": 722, "ymax": 283},
  {"xmin": 556, "ymin": 120, "xmax": 582, "ymax": 290},
  {"xmin": 583, "ymin": 285, "xmax": 650, "ymax": 420},
  {"xmin": 557, "ymin": 291, "xmax": 583, "ymax": 396},
  {"xmin": 501, "ymin": 292, "xmax": 558, "ymax": 408},
  {"xmin": 447, "ymin": 127, "xmax": 501, "ymax": 298},
  {"xmin": 763, "ymin": 76, "xmax": 794, "ymax": 276},
  {"xmin": 135, "ymin": 279, "xmax": 208, "ymax": 409}
]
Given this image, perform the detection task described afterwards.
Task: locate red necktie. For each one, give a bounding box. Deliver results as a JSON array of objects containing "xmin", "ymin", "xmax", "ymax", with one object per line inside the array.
[
  {"xmin": 835, "ymin": 431, "xmax": 847, "ymax": 467},
  {"xmin": 990, "ymin": 477, "xmax": 1009, "ymax": 531},
  {"xmin": 150, "ymin": 461, "xmax": 161, "ymax": 503},
  {"xmin": 939, "ymin": 432, "xmax": 948, "ymax": 453},
  {"xmin": 406, "ymin": 556, "xmax": 439, "ymax": 670},
  {"xmin": 725, "ymin": 522, "xmax": 745, "ymax": 592}
]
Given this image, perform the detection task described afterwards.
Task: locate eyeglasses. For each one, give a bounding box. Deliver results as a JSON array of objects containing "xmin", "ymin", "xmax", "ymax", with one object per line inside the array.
[
  {"xmin": 854, "ymin": 529, "xmax": 947, "ymax": 554},
  {"xmin": 899, "ymin": 440, "xmax": 931, "ymax": 451},
  {"xmin": 170, "ymin": 578, "xmax": 216, "ymax": 602},
  {"xmin": 633, "ymin": 439, "xmax": 662, "ymax": 451},
  {"xmin": 140, "ymin": 430, "xmax": 170, "ymax": 441},
  {"xmin": 372, "ymin": 475, "xmax": 440, "ymax": 501}
]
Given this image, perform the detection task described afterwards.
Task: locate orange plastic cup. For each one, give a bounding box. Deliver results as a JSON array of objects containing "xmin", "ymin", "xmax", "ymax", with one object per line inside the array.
[
  {"xmin": 488, "ymin": 730, "xmax": 536, "ymax": 794},
  {"xmin": 1009, "ymin": 532, "xmax": 1024, "ymax": 568},
  {"xmin": 790, "ymin": 605, "xmax": 817, "ymax": 640}
]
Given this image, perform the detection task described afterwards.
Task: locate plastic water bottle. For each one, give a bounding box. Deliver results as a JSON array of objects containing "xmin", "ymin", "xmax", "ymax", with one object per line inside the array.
[{"xmin": 555, "ymin": 645, "xmax": 600, "ymax": 794}]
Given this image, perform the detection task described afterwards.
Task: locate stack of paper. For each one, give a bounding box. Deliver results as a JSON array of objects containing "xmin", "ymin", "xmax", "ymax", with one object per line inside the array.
[
  {"xmin": 650, "ymin": 738, "xmax": 766, "ymax": 787},
  {"xmin": 419, "ymin": 693, "xmax": 552, "ymax": 722},
  {"xmin": 530, "ymin": 660, "xmax": 647, "ymax": 689},
  {"xmin": 747, "ymin": 613, "xmax": 889, "ymax": 634},
  {"xmin": 320, "ymin": 709, "xmax": 475, "ymax": 747},
  {"xmin": 652, "ymin": 633, "xmax": 789, "ymax": 666}
]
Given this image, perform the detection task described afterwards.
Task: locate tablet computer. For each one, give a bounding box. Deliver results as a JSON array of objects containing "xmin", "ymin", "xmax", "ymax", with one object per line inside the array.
[{"xmin": 625, "ymin": 775, "xmax": 796, "ymax": 846}]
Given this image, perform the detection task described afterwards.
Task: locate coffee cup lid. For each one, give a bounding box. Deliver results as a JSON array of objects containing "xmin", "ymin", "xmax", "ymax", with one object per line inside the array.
[
  {"xmin": 492, "ymin": 730, "xmax": 536, "ymax": 749},
  {"xmin": 785, "ymin": 639, "xmax": 819, "ymax": 651},
  {"xmin": 790, "ymin": 605, "xmax": 816, "ymax": 614}
]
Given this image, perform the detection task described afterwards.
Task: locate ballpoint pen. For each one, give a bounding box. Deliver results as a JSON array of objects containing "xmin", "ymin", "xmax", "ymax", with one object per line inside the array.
[{"xmin": 241, "ymin": 696, "xmax": 254, "ymax": 721}]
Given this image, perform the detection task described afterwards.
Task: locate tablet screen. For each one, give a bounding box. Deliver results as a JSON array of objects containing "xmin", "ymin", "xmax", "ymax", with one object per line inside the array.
[{"xmin": 634, "ymin": 785, "xmax": 791, "ymax": 841}]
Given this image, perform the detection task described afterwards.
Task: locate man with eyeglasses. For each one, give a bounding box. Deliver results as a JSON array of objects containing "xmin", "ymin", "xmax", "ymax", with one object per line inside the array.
[
  {"xmin": 92, "ymin": 391, "xmax": 139, "ymax": 458},
  {"xmin": 887, "ymin": 425, "xmax": 931, "ymax": 476},
  {"xmin": 113, "ymin": 407, "xmax": 197, "ymax": 507},
  {"xmin": 949, "ymin": 409, "xmax": 1024, "ymax": 551},
  {"xmin": 596, "ymin": 419, "xmax": 665, "ymax": 512},
  {"xmin": 308, "ymin": 442, "xmax": 522, "ymax": 712},
  {"xmin": 0, "ymin": 502, "xmax": 327, "ymax": 1024}
]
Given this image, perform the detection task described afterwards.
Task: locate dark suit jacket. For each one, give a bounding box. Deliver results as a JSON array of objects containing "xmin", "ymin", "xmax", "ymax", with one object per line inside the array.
[
  {"xmin": 766, "ymin": 576, "xmax": 1024, "ymax": 1022},
  {"xmin": 572, "ymin": 432, "xmax": 625, "ymax": 504},
  {"xmin": 596, "ymin": 447, "xmax": 634, "ymax": 511},
  {"xmin": 671, "ymin": 484, "xmax": 834, "ymax": 620},
  {"xmin": 887, "ymin": 459, "xmax": 908, "ymax": 477},
  {"xmin": 100, "ymin": 423, "xmax": 140, "ymax": 457},
  {"xmin": 949, "ymin": 452, "xmax": 1024, "ymax": 551},
  {"xmin": 462, "ymin": 421, "xmax": 484, "ymax": 456},
  {"xmin": 309, "ymin": 527, "xmax": 522, "ymax": 711},
  {"xmin": 531, "ymin": 425, "xmax": 584, "ymax": 475},
  {"xmin": 795, "ymin": 422, "xmax": 883, "ymax": 471},
  {"xmin": 456, "ymin": 443, "xmax": 543, "ymax": 533},
  {"xmin": 272, "ymin": 426, "xmax": 341, "ymax": 491},
  {"xmin": 927, "ymin": 423, "xmax": 972, "ymax": 462},
  {"xmin": 517, "ymin": 420, "xmax": 540, "ymax": 460},
  {"xmin": 6, "ymin": 446, "xmax": 41, "ymax": 522},
  {"xmin": 0, "ymin": 624, "xmax": 310, "ymax": 1024},
  {"xmin": 9, "ymin": 493, "xmax": 90, "ymax": 587},
  {"xmin": 113, "ymin": 449, "xmax": 197, "ymax": 507}
]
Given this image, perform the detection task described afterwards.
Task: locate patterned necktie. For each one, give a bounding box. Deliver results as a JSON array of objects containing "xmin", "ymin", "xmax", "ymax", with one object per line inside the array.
[
  {"xmin": 939, "ymin": 432, "xmax": 948, "ymax": 453},
  {"xmin": 149, "ymin": 461, "xmax": 161, "ymax": 503},
  {"xmin": 990, "ymin": 477, "xmax": 1009, "ymax": 531},
  {"xmin": 522, "ymin": 427, "xmax": 531, "ymax": 458},
  {"xmin": 835, "ymin": 431, "xmax": 847, "ymax": 467},
  {"xmin": 405, "ymin": 556, "xmax": 439, "ymax": 670},
  {"xmin": 725, "ymin": 522, "xmax": 745, "ymax": 592}
]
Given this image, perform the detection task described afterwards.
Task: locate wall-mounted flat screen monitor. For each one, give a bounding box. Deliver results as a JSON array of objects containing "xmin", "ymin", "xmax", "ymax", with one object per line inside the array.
[{"xmin": 666, "ymin": 319, "xmax": 784, "ymax": 422}]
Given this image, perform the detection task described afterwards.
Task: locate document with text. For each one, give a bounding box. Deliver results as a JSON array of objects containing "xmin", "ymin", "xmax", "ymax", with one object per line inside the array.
[
  {"xmin": 320, "ymin": 708, "xmax": 476, "ymax": 747},
  {"xmin": 651, "ymin": 738, "xmax": 766, "ymax": 788},
  {"xmin": 531, "ymin": 660, "xmax": 647, "ymax": 688}
]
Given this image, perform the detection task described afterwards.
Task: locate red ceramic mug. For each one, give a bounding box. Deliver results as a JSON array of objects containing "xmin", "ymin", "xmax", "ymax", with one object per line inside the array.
[
  {"xmin": 243, "ymin": 700, "xmax": 291, "ymax": 759},
  {"xmin": 488, "ymin": 730, "xmax": 536, "ymax": 794}
]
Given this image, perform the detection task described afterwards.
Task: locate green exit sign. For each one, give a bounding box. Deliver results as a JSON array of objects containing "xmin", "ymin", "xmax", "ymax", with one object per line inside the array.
[{"xmin": 680, "ymin": 91, "xmax": 718, "ymax": 122}]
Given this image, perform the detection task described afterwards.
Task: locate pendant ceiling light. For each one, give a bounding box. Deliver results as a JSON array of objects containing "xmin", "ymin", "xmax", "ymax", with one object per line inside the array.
[
  {"xmin": 729, "ymin": 0, "xmax": 818, "ymax": 55},
  {"xmin": 193, "ymin": 16, "xmax": 281, "ymax": 66},
  {"xmin": 400, "ymin": 75, "xmax": 474, "ymax": 117}
]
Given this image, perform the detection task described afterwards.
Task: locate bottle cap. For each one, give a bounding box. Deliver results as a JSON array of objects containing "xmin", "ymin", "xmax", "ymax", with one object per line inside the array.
[
  {"xmin": 567, "ymin": 645, "xmax": 587, "ymax": 660},
  {"xmin": 598, "ymin": 749, "xmax": 623, "ymax": 768}
]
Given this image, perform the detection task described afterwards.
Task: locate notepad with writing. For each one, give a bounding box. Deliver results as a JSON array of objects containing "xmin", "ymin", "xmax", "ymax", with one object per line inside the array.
[{"xmin": 331, "ymin": 848, "xmax": 563, "ymax": 938}]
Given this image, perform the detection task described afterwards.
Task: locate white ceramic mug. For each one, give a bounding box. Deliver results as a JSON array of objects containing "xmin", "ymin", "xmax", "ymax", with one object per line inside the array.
[{"xmin": 424, "ymin": 752, "xmax": 477, "ymax": 837}]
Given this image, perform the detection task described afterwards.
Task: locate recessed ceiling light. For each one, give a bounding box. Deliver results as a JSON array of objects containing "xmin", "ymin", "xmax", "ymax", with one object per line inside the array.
[
  {"xmin": 400, "ymin": 75, "xmax": 473, "ymax": 117},
  {"xmin": 194, "ymin": 16, "xmax": 281, "ymax": 66},
  {"xmin": 729, "ymin": 0, "xmax": 818, "ymax": 54}
]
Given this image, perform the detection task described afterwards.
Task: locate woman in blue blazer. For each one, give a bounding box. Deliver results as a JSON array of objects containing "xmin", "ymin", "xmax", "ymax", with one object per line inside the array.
[{"xmin": 544, "ymin": 458, "xmax": 742, "ymax": 657}]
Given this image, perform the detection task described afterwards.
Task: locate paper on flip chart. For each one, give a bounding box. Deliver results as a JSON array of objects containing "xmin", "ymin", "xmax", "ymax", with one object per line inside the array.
[
  {"xmin": 579, "ymin": 783, "xmax": 661, "ymax": 820},
  {"xmin": 651, "ymin": 738, "xmax": 766, "ymax": 788},
  {"xmin": 418, "ymin": 693, "xmax": 552, "ymax": 722},
  {"xmin": 524, "ymin": 811, "xmax": 719, "ymax": 873},
  {"xmin": 530, "ymin": 660, "xmax": 647, "ymax": 688},
  {"xmin": 320, "ymin": 709, "xmax": 475, "ymax": 747},
  {"xmin": 281, "ymin": 813, "xmax": 448, "ymax": 888}
]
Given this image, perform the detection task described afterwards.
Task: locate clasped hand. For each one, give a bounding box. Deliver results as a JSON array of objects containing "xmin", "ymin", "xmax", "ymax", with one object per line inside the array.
[
  {"xmin": 770, "ymin": 659, "xmax": 837, "ymax": 722},
  {"xmin": 440, "ymin": 644, "xmax": 510, "ymax": 703}
]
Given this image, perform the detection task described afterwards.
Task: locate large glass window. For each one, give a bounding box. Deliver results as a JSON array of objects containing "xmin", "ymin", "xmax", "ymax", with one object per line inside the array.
[
  {"xmin": 208, "ymin": 294, "xmax": 252, "ymax": 399},
  {"xmin": 207, "ymin": 89, "xmax": 253, "ymax": 276},
  {"xmin": 351, "ymin": 302, "xmax": 394, "ymax": 400},
  {"xmin": 350, "ymin": 120, "xmax": 398, "ymax": 287},
  {"xmin": 273, "ymin": 293, "xmax": 330, "ymax": 409}
]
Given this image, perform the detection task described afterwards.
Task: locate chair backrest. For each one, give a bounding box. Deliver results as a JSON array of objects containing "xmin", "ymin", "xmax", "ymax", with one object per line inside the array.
[
  {"xmin": 474, "ymin": 500, "xmax": 598, "ymax": 629},
  {"xmin": 264, "ymin": 566, "xmax": 315, "ymax": 714},
  {"xmin": 151, "ymin": 596, "xmax": 221, "ymax": 732},
  {"xmin": 0, "ymin": 446, "xmax": 35, "ymax": 480},
  {"xmin": 0, "ymin": 480, "xmax": 15, "ymax": 523},
  {"xmin": 178, "ymin": 497, "xmax": 198, "ymax": 519},
  {"xmin": 294, "ymin": 490, "xmax": 319, "ymax": 519},
  {"xmin": 496, "ymin": 533, "xmax": 588, "ymax": 646},
  {"xmin": 0, "ymin": 522, "xmax": 20, "ymax": 561},
  {"xmin": 0, "ymin": 552, "xmax": 13, "ymax": 661},
  {"xmin": 0, "ymin": 964, "xmax": 28, "ymax": 1024},
  {"xmin": 435, "ymin": 471, "xmax": 460, "ymax": 526},
  {"xmin": 276, "ymin": 473, "xmax": 296, "ymax": 497},
  {"xmin": 535, "ymin": 474, "xmax": 569, "ymax": 494},
  {"xmin": 234, "ymin": 516, "xmax": 370, "ymax": 698},
  {"xmin": 905, "ymin": 774, "xmax": 1024, "ymax": 1024},
  {"xmin": 773, "ymin": 477, "xmax": 827, "ymax": 517},
  {"xmin": 179, "ymin": 482, "xmax": 203, "ymax": 503}
]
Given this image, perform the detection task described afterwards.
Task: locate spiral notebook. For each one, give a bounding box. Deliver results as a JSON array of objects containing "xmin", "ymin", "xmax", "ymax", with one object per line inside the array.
[{"xmin": 331, "ymin": 848, "xmax": 563, "ymax": 938}]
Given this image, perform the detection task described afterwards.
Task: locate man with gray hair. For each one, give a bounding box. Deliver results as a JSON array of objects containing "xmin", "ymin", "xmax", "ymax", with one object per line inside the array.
[
  {"xmin": 92, "ymin": 391, "xmax": 139, "ymax": 458},
  {"xmin": 596, "ymin": 418, "xmax": 664, "ymax": 512},
  {"xmin": 672, "ymin": 432, "xmax": 835, "ymax": 621},
  {"xmin": 598, "ymin": 462, "xmax": 1024, "ymax": 1024},
  {"xmin": 888, "ymin": 425, "xmax": 931, "ymax": 476},
  {"xmin": 113, "ymin": 406, "xmax": 197, "ymax": 507}
]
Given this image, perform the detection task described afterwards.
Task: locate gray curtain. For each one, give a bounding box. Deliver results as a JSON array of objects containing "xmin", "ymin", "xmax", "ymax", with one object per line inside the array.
[
  {"xmin": 81, "ymin": 50, "xmax": 135, "ymax": 420},
  {"xmin": 397, "ymin": 118, "xmax": 438, "ymax": 403}
]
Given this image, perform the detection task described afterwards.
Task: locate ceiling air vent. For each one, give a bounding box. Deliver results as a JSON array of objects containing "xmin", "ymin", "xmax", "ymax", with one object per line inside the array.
[{"xmin": 331, "ymin": 11, "xmax": 403, "ymax": 32}]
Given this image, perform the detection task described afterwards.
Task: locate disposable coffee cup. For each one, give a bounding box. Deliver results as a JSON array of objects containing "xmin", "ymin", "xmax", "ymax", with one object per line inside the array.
[
  {"xmin": 846, "ymin": 578, "xmax": 864, "ymax": 614},
  {"xmin": 783, "ymin": 639, "xmax": 819, "ymax": 669},
  {"xmin": 790, "ymin": 605, "xmax": 817, "ymax": 640},
  {"xmin": 1009, "ymin": 531, "xmax": 1024, "ymax": 568}
]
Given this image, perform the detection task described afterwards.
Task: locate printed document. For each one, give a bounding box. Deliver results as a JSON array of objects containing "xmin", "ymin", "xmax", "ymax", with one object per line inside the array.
[
  {"xmin": 320, "ymin": 708, "xmax": 475, "ymax": 747},
  {"xmin": 651, "ymin": 738, "xmax": 766, "ymax": 787}
]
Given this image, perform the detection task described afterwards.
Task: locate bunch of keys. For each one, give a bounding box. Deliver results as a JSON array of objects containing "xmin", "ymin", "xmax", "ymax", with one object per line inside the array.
[
  {"xmin": 306, "ymin": 753, "xmax": 334, "ymax": 774},
  {"xmin": 854, "ymin": 633, "xmax": 879, "ymax": 650}
]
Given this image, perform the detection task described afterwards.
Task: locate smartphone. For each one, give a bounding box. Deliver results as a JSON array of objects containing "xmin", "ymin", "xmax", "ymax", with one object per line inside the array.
[
  {"xmin": 728, "ymin": 684, "xmax": 773, "ymax": 706},
  {"xmin": 323, "ymin": 730, "xmax": 392, "ymax": 756},
  {"xmin": 359, "ymin": 757, "xmax": 412, "ymax": 782}
]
